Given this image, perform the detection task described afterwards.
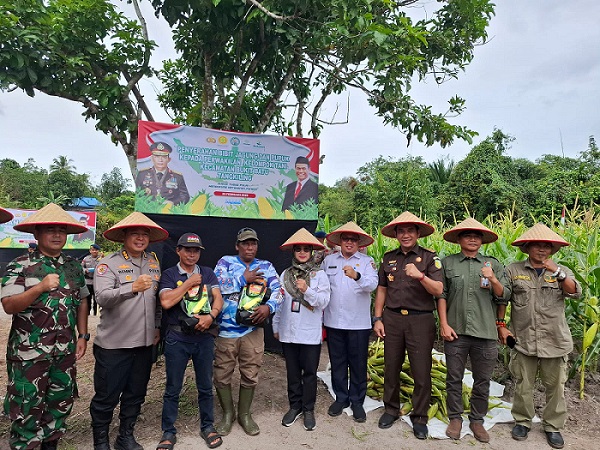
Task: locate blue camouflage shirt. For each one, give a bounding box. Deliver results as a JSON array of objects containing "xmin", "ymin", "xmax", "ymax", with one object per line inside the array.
[{"xmin": 214, "ymin": 255, "xmax": 282, "ymax": 338}]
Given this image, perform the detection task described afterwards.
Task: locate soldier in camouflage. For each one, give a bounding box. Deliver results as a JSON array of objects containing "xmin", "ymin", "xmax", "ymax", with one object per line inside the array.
[{"xmin": 1, "ymin": 203, "xmax": 90, "ymax": 450}]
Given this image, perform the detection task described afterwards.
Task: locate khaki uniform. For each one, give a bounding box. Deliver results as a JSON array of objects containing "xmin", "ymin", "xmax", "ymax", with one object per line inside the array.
[
  {"xmin": 93, "ymin": 249, "xmax": 161, "ymax": 349},
  {"xmin": 505, "ymin": 260, "xmax": 581, "ymax": 431}
]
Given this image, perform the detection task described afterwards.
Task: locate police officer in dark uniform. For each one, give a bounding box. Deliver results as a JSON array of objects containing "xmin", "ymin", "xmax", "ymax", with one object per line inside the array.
[
  {"xmin": 372, "ymin": 211, "xmax": 444, "ymax": 440},
  {"xmin": 135, "ymin": 142, "xmax": 190, "ymax": 205}
]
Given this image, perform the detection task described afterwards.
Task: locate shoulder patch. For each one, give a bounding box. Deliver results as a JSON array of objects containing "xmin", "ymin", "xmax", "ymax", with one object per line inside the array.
[
  {"xmin": 434, "ymin": 258, "xmax": 442, "ymax": 269},
  {"xmin": 96, "ymin": 264, "xmax": 109, "ymax": 276}
]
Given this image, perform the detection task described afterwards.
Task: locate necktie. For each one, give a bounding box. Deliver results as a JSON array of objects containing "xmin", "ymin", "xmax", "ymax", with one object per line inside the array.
[
  {"xmin": 294, "ymin": 182, "xmax": 302, "ymax": 199},
  {"xmin": 157, "ymin": 172, "xmax": 163, "ymax": 182}
]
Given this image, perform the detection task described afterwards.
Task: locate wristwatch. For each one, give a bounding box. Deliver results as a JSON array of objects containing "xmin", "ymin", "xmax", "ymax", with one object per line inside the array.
[
  {"xmin": 78, "ymin": 333, "xmax": 91, "ymax": 341},
  {"xmin": 557, "ymin": 270, "xmax": 567, "ymax": 282},
  {"xmin": 354, "ymin": 272, "xmax": 362, "ymax": 281},
  {"xmin": 372, "ymin": 316, "xmax": 383, "ymax": 325}
]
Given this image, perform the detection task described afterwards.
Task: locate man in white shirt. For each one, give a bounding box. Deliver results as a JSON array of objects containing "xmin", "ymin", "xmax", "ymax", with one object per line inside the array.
[{"xmin": 322, "ymin": 222, "xmax": 378, "ymax": 423}]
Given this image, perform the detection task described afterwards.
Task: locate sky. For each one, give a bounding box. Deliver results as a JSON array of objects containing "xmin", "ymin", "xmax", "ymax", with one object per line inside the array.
[{"xmin": 1, "ymin": 0, "xmax": 598, "ymax": 188}]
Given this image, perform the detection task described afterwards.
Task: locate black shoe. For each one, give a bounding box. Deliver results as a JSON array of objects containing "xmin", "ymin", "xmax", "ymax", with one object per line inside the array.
[
  {"xmin": 303, "ymin": 410, "xmax": 316, "ymax": 431},
  {"xmin": 351, "ymin": 404, "xmax": 366, "ymax": 423},
  {"xmin": 328, "ymin": 401, "xmax": 348, "ymax": 417},
  {"xmin": 282, "ymin": 408, "xmax": 303, "ymax": 427},
  {"xmin": 511, "ymin": 424, "xmax": 529, "ymax": 441},
  {"xmin": 413, "ymin": 422, "xmax": 428, "ymax": 440},
  {"xmin": 545, "ymin": 431, "xmax": 564, "ymax": 449},
  {"xmin": 378, "ymin": 412, "xmax": 398, "ymax": 429},
  {"xmin": 41, "ymin": 441, "xmax": 59, "ymax": 450}
]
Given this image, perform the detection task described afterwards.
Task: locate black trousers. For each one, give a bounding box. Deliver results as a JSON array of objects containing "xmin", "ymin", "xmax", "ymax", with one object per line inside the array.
[
  {"xmin": 90, "ymin": 345, "xmax": 153, "ymax": 428},
  {"xmin": 282, "ymin": 342, "xmax": 321, "ymax": 412},
  {"xmin": 325, "ymin": 327, "xmax": 371, "ymax": 406},
  {"xmin": 382, "ymin": 309, "xmax": 435, "ymax": 424}
]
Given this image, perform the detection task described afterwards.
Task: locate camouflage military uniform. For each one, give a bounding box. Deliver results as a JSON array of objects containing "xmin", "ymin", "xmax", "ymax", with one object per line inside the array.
[
  {"xmin": 1, "ymin": 251, "xmax": 88, "ymax": 450},
  {"xmin": 135, "ymin": 167, "xmax": 190, "ymax": 205}
]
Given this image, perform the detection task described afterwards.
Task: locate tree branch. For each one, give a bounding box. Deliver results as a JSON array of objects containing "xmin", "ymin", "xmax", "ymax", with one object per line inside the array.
[
  {"xmin": 245, "ymin": 0, "xmax": 298, "ymax": 21},
  {"xmin": 254, "ymin": 51, "xmax": 301, "ymax": 133}
]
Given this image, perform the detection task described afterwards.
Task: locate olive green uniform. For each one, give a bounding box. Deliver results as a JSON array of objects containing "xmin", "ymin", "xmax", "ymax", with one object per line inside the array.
[{"xmin": 505, "ymin": 260, "xmax": 581, "ymax": 431}]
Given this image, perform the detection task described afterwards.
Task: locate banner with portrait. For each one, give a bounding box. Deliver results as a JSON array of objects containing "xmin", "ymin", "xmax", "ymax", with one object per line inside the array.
[
  {"xmin": 135, "ymin": 121, "xmax": 320, "ymax": 220},
  {"xmin": 0, "ymin": 209, "xmax": 97, "ymax": 249}
]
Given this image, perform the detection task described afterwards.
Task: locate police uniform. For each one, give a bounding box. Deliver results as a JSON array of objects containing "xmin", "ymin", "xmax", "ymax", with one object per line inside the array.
[
  {"xmin": 90, "ymin": 249, "xmax": 161, "ymax": 431},
  {"xmin": 1, "ymin": 251, "xmax": 88, "ymax": 449},
  {"xmin": 136, "ymin": 167, "xmax": 190, "ymax": 205},
  {"xmin": 378, "ymin": 244, "xmax": 443, "ymax": 425}
]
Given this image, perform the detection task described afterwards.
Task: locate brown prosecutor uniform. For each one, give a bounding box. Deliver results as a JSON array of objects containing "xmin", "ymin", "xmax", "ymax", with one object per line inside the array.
[{"xmin": 378, "ymin": 245, "xmax": 443, "ymax": 424}]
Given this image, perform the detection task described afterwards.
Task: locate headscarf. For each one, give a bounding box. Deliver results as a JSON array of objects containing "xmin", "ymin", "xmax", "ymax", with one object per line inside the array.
[{"xmin": 282, "ymin": 247, "xmax": 320, "ymax": 301}]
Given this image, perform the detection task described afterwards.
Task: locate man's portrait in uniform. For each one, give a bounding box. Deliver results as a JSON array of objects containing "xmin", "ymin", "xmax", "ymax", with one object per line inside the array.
[{"xmin": 135, "ymin": 142, "xmax": 190, "ymax": 206}]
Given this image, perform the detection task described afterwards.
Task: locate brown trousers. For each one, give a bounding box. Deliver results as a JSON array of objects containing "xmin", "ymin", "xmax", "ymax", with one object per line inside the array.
[
  {"xmin": 213, "ymin": 328, "xmax": 264, "ymax": 388},
  {"xmin": 382, "ymin": 309, "xmax": 435, "ymax": 424}
]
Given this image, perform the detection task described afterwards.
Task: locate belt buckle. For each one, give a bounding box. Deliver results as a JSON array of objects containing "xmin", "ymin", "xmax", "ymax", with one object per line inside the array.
[{"xmin": 400, "ymin": 309, "xmax": 409, "ymax": 316}]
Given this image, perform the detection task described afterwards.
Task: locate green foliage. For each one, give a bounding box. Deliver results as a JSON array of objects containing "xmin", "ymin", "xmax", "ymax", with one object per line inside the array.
[
  {"xmin": 318, "ymin": 178, "xmax": 357, "ymax": 224},
  {"xmin": 99, "ymin": 168, "xmax": 132, "ymax": 202},
  {"xmin": 353, "ymin": 156, "xmax": 437, "ymax": 230},
  {"xmin": 94, "ymin": 192, "xmax": 135, "ymax": 252},
  {"xmin": 0, "ymin": 158, "xmax": 48, "ymax": 208},
  {"xmin": 152, "ymin": 0, "xmax": 494, "ymax": 143}
]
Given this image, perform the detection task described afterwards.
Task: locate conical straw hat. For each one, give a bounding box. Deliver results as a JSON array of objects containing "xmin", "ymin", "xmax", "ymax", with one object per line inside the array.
[
  {"xmin": 511, "ymin": 223, "xmax": 569, "ymax": 254},
  {"xmin": 443, "ymin": 217, "xmax": 498, "ymax": 244},
  {"xmin": 381, "ymin": 211, "xmax": 435, "ymax": 238},
  {"xmin": 12, "ymin": 203, "xmax": 88, "ymax": 234},
  {"xmin": 326, "ymin": 221, "xmax": 374, "ymax": 247},
  {"xmin": 280, "ymin": 228, "xmax": 325, "ymax": 251},
  {"xmin": 0, "ymin": 207, "xmax": 13, "ymax": 224},
  {"xmin": 103, "ymin": 212, "xmax": 169, "ymax": 243}
]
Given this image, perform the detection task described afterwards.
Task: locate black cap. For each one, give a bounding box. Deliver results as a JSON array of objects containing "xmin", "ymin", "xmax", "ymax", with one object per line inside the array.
[
  {"xmin": 91, "ymin": 244, "xmax": 101, "ymax": 250},
  {"xmin": 295, "ymin": 156, "xmax": 310, "ymax": 166},
  {"xmin": 177, "ymin": 232, "xmax": 204, "ymax": 249},
  {"xmin": 28, "ymin": 242, "xmax": 38, "ymax": 249},
  {"xmin": 314, "ymin": 230, "xmax": 327, "ymax": 238}
]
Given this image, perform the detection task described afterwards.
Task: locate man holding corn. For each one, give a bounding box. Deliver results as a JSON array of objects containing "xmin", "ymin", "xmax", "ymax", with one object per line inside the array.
[
  {"xmin": 498, "ymin": 223, "xmax": 580, "ymax": 449},
  {"xmin": 437, "ymin": 218, "xmax": 511, "ymax": 443}
]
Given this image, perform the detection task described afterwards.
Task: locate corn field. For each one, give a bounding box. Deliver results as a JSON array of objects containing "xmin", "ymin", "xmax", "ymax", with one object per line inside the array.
[{"xmin": 320, "ymin": 205, "xmax": 600, "ymax": 398}]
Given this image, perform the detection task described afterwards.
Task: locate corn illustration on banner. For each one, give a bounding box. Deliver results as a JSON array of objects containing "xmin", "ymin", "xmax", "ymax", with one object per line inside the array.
[
  {"xmin": 136, "ymin": 121, "xmax": 320, "ymax": 220},
  {"xmin": 0, "ymin": 209, "xmax": 97, "ymax": 249}
]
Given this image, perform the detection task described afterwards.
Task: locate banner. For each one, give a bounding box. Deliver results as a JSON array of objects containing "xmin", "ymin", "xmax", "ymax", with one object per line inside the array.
[
  {"xmin": 0, "ymin": 209, "xmax": 97, "ymax": 249},
  {"xmin": 135, "ymin": 121, "xmax": 319, "ymax": 220}
]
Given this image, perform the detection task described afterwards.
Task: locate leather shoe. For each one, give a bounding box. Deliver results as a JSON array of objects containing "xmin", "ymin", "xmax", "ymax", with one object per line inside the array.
[
  {"xmin": 351, "ymin": 404, "xmax": 366, "ymax": 423},
  {"xmin": 413, "ymin": 422, "xmax": 428, "ymax": 440},
  {"xmin": 445, "ymin": 418, "xmax": 462, "ymax": 440},
  {"xmin": 511, "ymin": 424, "xmax": 529, "ymax": 441},
  {"xmin": 378, "ymin": 412, "xmax": 398, "ymax": 429},
  {"xmin": 545, "ymin": 431, "xmax": 564, "ymax": 449},
  {"xmin": 469, "ymin": 421, "xmax": 489, "ymax": 443},
  {"xmin": 328, "ymin": 401, "xmax": 348, "ymax": 417}
]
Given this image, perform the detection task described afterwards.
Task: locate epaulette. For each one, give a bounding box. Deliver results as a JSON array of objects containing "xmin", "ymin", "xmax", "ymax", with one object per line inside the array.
[
  {"xmin": 150, "ymin": 251, "xmax": 160, "ymax": 264},
  {"xmin": 170, "ymin": 170, "xmax": 183, "ymax": 176},
  {"xmin": 421, "ymin": 247, "xmax": 437, "ymax": 254}
]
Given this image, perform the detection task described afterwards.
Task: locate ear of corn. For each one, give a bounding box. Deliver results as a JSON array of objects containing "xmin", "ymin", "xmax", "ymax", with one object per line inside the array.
[{"xmin": 366, "ymin": 338, "xmax": 506, "ymax": 422}]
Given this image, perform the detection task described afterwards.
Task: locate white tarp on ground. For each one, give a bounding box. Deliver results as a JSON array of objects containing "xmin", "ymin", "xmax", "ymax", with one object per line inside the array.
[{"xmin": 317, "ymin": 350, "xmax": 522, "ymax": 440}]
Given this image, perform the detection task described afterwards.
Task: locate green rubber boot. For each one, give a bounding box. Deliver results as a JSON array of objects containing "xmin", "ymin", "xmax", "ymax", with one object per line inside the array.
[
  {"xmin": 215, "ymin": 386, "xmax": 235, "ymax": 436},
  {"xmin": 237, "ymin": 386, "xmax": 260, "ymax": 436}
]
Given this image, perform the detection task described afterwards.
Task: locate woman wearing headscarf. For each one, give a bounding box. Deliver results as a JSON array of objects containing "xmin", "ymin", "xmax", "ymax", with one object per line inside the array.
[{"xmin": 273, "ymin": 228, "xmax": 330, "ymax": 432}]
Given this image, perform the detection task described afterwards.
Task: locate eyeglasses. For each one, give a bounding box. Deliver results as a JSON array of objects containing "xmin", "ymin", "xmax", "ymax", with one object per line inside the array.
[
  {"xmin": 341, "ymin": 236, "xmax": 359, "ymax": 242},
  {"xmin": 293, "ymin": 246, "xmax": 313, "ymax": 253}
]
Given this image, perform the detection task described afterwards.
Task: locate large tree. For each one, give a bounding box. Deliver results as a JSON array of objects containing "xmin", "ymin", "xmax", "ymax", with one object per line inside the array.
[{"xmin": 1, "ymin": 0, "xmax": 495, "ymax": 178}]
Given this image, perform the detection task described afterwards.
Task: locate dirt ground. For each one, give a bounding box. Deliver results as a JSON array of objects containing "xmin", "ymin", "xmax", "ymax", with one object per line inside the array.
[{"xmin": 1, "ymin": 311, "xmax": 599, "ymax": 450}]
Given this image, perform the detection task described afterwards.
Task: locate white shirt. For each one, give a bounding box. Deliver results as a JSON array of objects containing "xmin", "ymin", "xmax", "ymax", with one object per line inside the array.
[
  {"xmin": 323, "ymin": 251, "xmax": 378, "ymax": 330},
  {"xmin": 272, "ymin": 269, "xmax": 330, "ymax": 345}
]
